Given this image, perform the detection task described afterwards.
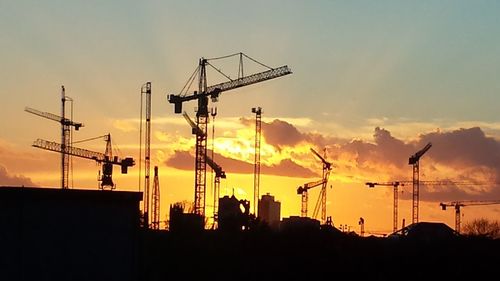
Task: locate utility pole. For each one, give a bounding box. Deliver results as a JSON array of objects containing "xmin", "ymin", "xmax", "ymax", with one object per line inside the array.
[{"xmin": 252, "ymin": 107, "xmax": 262, "ymax": 216}]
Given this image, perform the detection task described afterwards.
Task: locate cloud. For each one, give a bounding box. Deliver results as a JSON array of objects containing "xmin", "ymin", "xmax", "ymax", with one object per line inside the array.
[
  {"xmin": 163, "ymin": 118, "xmax": 500, "ymax": 202},
  {"xmin": 338, "ymin": 126, "xmax": 500, "ymax": 201},
  {"xmin": 240, "ymin": 117, "xmax": 344, "ymax": 150},
  {"xmin": 263, "ymin": 158, "xmax": 318, "ymax": 178},
  {"xmin": 0, "ymin": 164, "xmax": 37, "ymax": 187},
  {"xmin": 419, "ymin": 127, "xmax": 500, "ymax": 169},
  {"xmin": 165, "ymin": 150, "xmax": 317, "ymax": 178}
]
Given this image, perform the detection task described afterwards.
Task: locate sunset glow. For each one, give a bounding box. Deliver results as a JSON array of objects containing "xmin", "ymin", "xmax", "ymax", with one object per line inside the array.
[{"xmin": 1, "ymin": 1, "xmax": 500, "ymax": 235}]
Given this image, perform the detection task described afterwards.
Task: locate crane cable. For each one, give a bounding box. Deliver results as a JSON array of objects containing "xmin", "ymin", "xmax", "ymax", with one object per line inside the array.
[
  {"xmin": 72, "ymin": 134, "xmax": 108, "ymax": 144},
  {"xmin": 179, "ymin": 52, "xmax": 276, "ymax": 98}
]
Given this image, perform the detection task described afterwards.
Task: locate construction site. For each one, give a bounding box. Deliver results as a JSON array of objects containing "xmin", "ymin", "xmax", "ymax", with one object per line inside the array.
[{"xmin": 1, "ymin": 50, "xmax": 499, "ymax": 280}]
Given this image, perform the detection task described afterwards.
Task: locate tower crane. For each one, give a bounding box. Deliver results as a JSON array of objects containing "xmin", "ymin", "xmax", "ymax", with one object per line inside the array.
[
  {"xmin": 183, "ymin": 112, "xmax": 227, "ymax": 227},
  {"xmin": 440, "ymin": 200, "xmax": 500, "ymax": 233},
  {"xmin": 366, "ymin": 180, "xmax": 477, "ymax": 232},
  {"xmin": 25, "ymin": 86, "xmax": 83, "ymax": 189},
  {"xmin": 167, "ymin": 52, "xmax": 291, "ymax": 220},
  {"xmin": 32, "ymin": 134, "xmax": 134, "ymax": 189},
  {"xmin": 139, "ymin": 82, "xmax": 152, "ymax": 228},
  {"xmin": 297, "ymin": 178, "xmax": 325, "ymax": 218},
  {"xmin": 408, "ymin": 142, "xmax": 432, "ymax": 224},
  {"xmin": 365, "ymin": 181, "xmax": 405, "ymax": 232},
  {"xmin": 310, "ymin": 148, "xmax": 332, "ymax": 223},
  {"xmin": 252, "ymin": 106, "xmax": 262, "ymax": 216}
]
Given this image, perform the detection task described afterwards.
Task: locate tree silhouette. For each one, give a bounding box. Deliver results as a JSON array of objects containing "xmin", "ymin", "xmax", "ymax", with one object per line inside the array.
[{"xmin": 463, "ymin": 218, "xmax": 500, "ymax": 239}]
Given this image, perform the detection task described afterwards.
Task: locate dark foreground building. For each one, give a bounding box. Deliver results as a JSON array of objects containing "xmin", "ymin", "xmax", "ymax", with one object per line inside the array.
[
  {"xmin": 2, "ymin": 186, "xmax": 500, "ymax": 281},
  {"xmin": 0, "ymin": 186, "xmax": 142, "ymax": 281}
]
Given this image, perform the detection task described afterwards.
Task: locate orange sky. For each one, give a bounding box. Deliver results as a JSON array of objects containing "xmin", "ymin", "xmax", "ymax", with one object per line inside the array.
[
  {"xmin": 2, "ymin": 115, "xmax": 500, "ymax": 234},
  {"xmin": 1, "ymin": 1, "xmax": 500, "ymax": 235}
]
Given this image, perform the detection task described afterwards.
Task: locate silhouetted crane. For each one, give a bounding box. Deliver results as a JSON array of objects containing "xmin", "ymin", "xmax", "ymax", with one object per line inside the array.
[
  {"xmin": 167, "ymin": 53, "xmax": 291, "ymax": 221},
  {"xmin": 252, "ymin": 106, "xmax": 262, "ymax": 216},
  {"xmin": 367, "ymin": 180, "xmax": 477, "ymax": 232},
  {"xmin": 366, "ymin": 181, "xmax": 404, "ymax": 232},
  {"xmin": 440, "ymin": 200, "xmax": 500, "ymax": 233},
  {"xmin": 139, "ymin": 82, "xmax": 152, "ymax": 228},
  {"xmin": 310, "ymin": 148, "xmax": 332, "ymax": 223},
  {"xmin": 151, "ymin": 166, "xmax": 160, "ymax": 230},
  {"xmin": 25, "ymin": 86, "xmax": 83, "ymax": 189},
  {"xmin": 408, "ymin": 142, "xmax": 432, "ymax": 223},
  {"xmin": 183, "ymin": 111, "xmax": 226, "ymax": 228},
  {"xmin": 32, "ymin": 134, "xmax": 134, "ymax": 189},
  {"xmin": 297, "ymin": 178, "xmax": 325, "ymax": 218}
]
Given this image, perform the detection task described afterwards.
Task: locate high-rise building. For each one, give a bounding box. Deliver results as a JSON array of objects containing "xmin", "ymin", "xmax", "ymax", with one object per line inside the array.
[{"xmin": 258, "ymin": 193, "xmax": 281, "ymax": 229}]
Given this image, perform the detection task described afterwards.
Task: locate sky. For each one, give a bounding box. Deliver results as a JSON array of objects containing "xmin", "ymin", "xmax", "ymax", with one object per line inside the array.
[{"xmin": 1, "ymin": 1, "xmax": 500, "ymax": 234}]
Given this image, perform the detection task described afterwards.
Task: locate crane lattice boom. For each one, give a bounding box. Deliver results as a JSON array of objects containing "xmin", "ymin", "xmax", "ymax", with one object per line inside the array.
[
  {"xmin": 169, "ymin": 65, "xmax": 292, "ymax": 113},
  {"xmin": 33, "ymin": 139, "xmax": 134, "ymax": 171},
  {"xmin": 25, "ymin": 107, "xmax": 83, "ymax": 130}
]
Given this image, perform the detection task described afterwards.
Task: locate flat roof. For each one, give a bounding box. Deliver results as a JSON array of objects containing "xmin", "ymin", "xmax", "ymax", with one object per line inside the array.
[{"xmin": 0, "ymin": 186, "xmax": 142, "ymax": 202}]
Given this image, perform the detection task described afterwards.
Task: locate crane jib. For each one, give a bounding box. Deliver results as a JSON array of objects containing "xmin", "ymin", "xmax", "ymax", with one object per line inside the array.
[{"xmin": 168, "ymin": 65, "xmax": 292, "ymax": 114}]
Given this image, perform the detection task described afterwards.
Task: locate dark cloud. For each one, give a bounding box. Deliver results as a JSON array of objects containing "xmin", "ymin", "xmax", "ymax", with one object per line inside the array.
[
  {"xmin": 343, "ymin": 127, "xmax": 500, "ymax": 201},
  {"xmin": 165, "ymin": 150, "xmax": 318, "ymax": 178},
  {"xmin": 240, "ymin": 117, "xmax": 344, "ymax": 150},
  {"xmin": 241, "ymin": 118, "xmax": 307, "ymax": 148},
  {"xmin": 419, "ymin": 127, "xmax": 500, "ymax": 169},
  {"xmin": 263, "ymin": 158, "xmax": 318, "ymax": 178},
  {"xmin": 168, "ymin": 123, "xmax": 500, "ymax": 201},
  {"xmin": 0, "ymin": 164, "xmax": 37, "ymax": 187},
  {"xmin": 164, "ymin": 151, "xmax": 193, "ymax": 170}
]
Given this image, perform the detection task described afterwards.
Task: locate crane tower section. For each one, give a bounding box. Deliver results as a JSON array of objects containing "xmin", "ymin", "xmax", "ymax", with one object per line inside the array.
[
  {"xmin": 167, "ymin": 53, "xmax": 291, "ymax": 221},
  {"xmin": 310, "ymin": 148, "xmax": 332, "ymax": 223},
  {"xmin": 140, "ymin": 82, "xmax": 152, "ymax": 228},
  {"xmin": 408, "ymin": 142, "xmax": 432, "ymax": 224},
  {"xmin": 252, "ymin": 107, "xmax": 262, "ymax": 216},
  {"xmin": 151, "ymin": 166, "xmax": 160, "ymax": 230}
]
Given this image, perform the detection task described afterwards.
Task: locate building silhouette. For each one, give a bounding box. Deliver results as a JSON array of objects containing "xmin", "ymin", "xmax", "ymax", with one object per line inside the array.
[
  {"xmin": 258, "ymin": 193, "xmax": 281, "ymax": 229},
  {"xmin": 0, "ymin": 186, "xmax": 141, "ymax": 281}
]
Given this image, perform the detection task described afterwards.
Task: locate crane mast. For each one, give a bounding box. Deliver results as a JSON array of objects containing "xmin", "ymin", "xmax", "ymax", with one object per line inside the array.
[
  {"xmin": 366, "ymin": 181, "xmax": 404, "ymax": 232},
  {"xmin": 210, "ymin": 107, "xmax": 217, "ymax": 227},
  {"xmin": 440, "ymin": 200, "xmax": 500, "ymax": 233},
  {"xmin": 168, "ymin": 53, "xmax": 291, "ymax": 223},
  {"xmin": 183, "ymin": 111, "xmax": 226, "ymax": 227},
  {"xmin": 140, "ymin": 82, "xmax": 152, "ymax": 228},
  {"xmin": 408, "ymin": 142, "xmax": 432, "ymax": 224},
  {"xmin": 151, "ymin": 166, "xmax": 160, "ymax": 230},
  {"xmin": 310, "ymin": 148, "xmax": 332, "ymax": 223},
  {"xmin": 205, "ymin": 153, "xmax": 226, "ymax": 228},
  {"xmin": 297, "ymin": 178, "xmax": 325, "ymax": 217},
  {"xmin": 61, "ymin": 86, "xmax": 70, "ymax": 189},
  {"xmin": 252, "ymin": 107, "xmax": 262, "ymax": 216}
]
